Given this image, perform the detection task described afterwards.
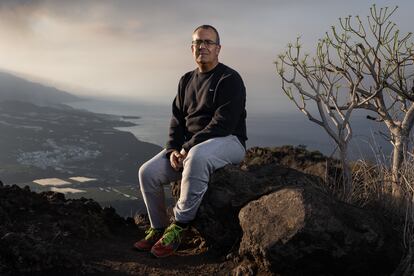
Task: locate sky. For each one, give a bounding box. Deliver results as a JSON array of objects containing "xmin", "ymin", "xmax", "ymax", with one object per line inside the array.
[{"xmin": 0, "ymin": 0, "xmax": 412, "ymax": 113}]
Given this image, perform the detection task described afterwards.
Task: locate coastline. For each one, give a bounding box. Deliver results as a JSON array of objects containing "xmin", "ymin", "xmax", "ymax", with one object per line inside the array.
[{"xmin": 0, "ymin": 100, "xmax": 163, "ymax": 217}]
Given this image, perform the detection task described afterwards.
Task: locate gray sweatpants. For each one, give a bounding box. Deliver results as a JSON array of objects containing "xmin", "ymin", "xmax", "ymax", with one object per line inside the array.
[{"xmin": 138, "ymin": 135, "xmax": 246, "ymax": 228}]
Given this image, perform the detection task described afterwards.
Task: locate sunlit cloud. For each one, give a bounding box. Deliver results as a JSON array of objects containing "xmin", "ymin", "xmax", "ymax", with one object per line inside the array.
[{"xmin": 0, "ymin": 0, "xmax": 412, "ymax": 111}]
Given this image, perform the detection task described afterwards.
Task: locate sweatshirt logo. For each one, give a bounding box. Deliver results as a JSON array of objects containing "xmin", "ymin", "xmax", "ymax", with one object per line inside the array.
[{"xmin": 209, "ymin": 88, "xmax": 214, "ymax": 92}]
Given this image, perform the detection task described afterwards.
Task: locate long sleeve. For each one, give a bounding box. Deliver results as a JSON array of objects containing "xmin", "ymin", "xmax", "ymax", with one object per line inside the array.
[
  {"xmin": 165, "ymin": 79, "xmax": 186, "ymax": 157},
  {"xmin": 182, "ymin": 74, "xmax": 245, "ymax": 152}
]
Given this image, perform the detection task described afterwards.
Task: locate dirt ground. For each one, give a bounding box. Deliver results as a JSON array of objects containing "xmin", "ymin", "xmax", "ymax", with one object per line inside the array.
[{"xmin": 80, "ymin": 226, "xmax": 237, "ymax": 276}]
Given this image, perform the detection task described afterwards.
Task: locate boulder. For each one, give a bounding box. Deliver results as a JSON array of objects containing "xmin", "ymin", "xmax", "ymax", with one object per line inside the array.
[
  {"xmin": 171, "ymin": 146, "xmax": 402, "ymax": 275},
  {"xmin": 238, "ymin": 185, "xmax": 401, "ymax": 275},
  {"xmin": 172, "ymin": 162, "xmax": 311, "ymax": 253}
]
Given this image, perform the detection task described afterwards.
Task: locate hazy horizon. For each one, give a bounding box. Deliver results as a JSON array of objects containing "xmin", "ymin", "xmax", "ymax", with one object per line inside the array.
[{"xmin": 1, "ymin": 0, "xmax": 413, "ymax": 113}]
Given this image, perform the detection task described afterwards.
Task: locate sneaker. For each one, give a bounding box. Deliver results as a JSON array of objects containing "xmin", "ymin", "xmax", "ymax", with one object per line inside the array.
[
  {"xmin": 150, "ymin": 223, "xmax": 186, "ymax": 258},
  {"xmin": 133, "ymin": 227, "xmax": 164, "ymax": 251}
]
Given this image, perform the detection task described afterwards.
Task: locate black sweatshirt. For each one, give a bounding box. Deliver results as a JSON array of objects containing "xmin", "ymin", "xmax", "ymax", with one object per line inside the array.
[{"xmin": 166, "ymin": 63, "xmax": 247, "ymax": 156}]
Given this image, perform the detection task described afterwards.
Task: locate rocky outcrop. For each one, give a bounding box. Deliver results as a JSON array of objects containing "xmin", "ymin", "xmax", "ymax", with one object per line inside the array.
[
  {"xmin": 238, "ymin": 185, "xmax": 401, "ymax": 275},
  {"xmin": 172, "ymin": 146, "xmax": 339, "ymax": 253},
  {"xmin": 171, "ymin": 146, "xmax": 403, "ymax": 275},
  {"xmin": 172, "ymin": 163, "xmax": 315, "ymax": 253},
  {"xmin": 0, "ymin": 146, "xmax": 405, "ymax": 275},
  {"xmin": 0, "ymin": 184, "xmax": 134, "ymax": 275},
  {"xmin": 242, "ymin": 145, "xmax": 342, "ymax": 181}
]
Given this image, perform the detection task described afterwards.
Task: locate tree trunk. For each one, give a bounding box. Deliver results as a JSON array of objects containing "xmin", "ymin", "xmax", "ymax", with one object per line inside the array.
[
  {"xmin": 339, "ymin": 143, "xmax": 352, "ymax": 201},
  {"xmin": 391, "ymin": 135, "xmax": 408, "ymax": 199}
]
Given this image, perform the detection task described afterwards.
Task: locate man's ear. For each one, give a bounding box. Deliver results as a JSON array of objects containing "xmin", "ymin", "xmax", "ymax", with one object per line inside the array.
[{"xmin": 216, "ymin": 45, "xmax": 221, "ymax": 55}]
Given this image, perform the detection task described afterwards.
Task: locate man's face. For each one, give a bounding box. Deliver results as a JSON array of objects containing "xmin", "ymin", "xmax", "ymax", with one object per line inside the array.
[{"xmin": 191, "ymin": 28, "xmax": 221, "ymax": 68}]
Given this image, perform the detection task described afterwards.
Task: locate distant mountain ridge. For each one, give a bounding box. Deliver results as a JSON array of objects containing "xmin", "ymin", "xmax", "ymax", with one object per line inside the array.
[{"xmin": 0, "ymin": 71, "xmax": 81, "ymax": 105}]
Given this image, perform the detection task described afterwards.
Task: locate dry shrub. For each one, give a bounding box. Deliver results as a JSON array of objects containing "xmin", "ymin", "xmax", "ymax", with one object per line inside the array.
[
  {"xmin": 349, "ymin": 159, "xmax": 387, "ymax": 207},
  {"xmin": 346, "ymin": 154, "xmax": 414, "ymax": 254}
]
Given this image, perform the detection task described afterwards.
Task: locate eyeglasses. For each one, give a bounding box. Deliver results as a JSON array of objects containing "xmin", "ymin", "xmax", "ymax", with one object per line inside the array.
[{"xmin": 191, "ymin": 39, "xmax": 218, "ymax": 47}]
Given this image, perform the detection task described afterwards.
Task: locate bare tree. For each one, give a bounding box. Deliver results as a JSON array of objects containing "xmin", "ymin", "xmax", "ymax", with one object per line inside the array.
[
  {"xmin": 325, "ymin": 5, "xmax": 414, "ymax": 197},
  {"xmin": 277, "ymin": 5, "xmax": 414, "ymax": 198},
  {"xmin": 276, "ymin": 38, "xmax": 364, "ymax": 200}
]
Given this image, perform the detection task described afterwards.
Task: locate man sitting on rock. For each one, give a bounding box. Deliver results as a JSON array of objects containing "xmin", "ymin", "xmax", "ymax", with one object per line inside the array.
[{"xmin": 134, "ymin": 24, "xmax": 247, "ymax": 258}]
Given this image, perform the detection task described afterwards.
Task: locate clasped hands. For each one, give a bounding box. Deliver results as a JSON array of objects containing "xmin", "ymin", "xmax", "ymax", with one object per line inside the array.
[{"xmin": 170, "ymin": 149, "xmax": 187, "ymax": 171}]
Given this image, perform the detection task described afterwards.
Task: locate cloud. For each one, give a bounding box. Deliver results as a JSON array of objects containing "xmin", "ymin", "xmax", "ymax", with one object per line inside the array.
[
  {"xmin": 0, "ymin": 0, "xmax": 412, "ymax": 110},
  {"xmin": 0, "ymin": 0, "xmax": 331, "ymax": 37}
]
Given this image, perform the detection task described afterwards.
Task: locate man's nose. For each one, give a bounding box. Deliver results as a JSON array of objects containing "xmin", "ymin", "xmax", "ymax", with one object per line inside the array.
[{"xmin": 198, "ymin": 41, "xmax": 208, "ymax": 49}]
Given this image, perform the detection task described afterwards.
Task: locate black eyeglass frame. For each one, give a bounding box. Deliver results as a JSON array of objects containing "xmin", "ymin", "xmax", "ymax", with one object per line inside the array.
[{"xmin": 191, "ymin": 39, "xmax": 219, "ymax": 47}]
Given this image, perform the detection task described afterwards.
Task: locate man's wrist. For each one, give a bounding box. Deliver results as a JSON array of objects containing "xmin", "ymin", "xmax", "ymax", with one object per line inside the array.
[
  {"xmin": 166, "ymin": 148, "xmax": 179, "ymax": 159},
  {"xmin": 182, "ymin": 143, "xmax": 190, "ymax": 153}
]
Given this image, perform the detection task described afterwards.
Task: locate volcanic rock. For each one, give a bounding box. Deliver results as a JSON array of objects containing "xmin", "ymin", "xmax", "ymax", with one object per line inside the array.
[
  {"xmin": 237, "ymin": 185, "xmax": 401, "ymax": 275},
  {"xmin": 0, "ymin": 184, "xmax": 133, "ymax": 275},
  {"xmin": 171, "ymin": 146, "xmax": 402, "ymax": 275}
]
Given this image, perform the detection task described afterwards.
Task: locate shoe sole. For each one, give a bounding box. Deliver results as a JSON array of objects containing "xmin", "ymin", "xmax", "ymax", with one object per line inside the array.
[
  {"xmin": 133, "ymin": 246, "xmax": 152, "ymax": 252},
  {"xmin": 150, "ymin": 249, "xmax": 175, "ymax": 258},
  {"xmin": 133, "ymin": 242, "xmax": 156, "ymax": 252}
]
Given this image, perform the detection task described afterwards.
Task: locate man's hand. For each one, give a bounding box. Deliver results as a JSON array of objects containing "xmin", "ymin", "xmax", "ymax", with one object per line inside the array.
[
  {"xmin": 170, "ymin": 149, "xmax": 188, "ymax": 171},
  {"xmin": 170, "ymin": 150, "xmax": 183, "ymax": 171},
  {"xmin": 180, "ymin": 148, "xmax": 188, "ymax": 159}
]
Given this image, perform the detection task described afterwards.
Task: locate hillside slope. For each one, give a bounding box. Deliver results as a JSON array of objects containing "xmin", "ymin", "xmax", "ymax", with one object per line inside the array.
[{"xmin": 0, "ymin": 71, "xmax": 80, "ymax": 105}]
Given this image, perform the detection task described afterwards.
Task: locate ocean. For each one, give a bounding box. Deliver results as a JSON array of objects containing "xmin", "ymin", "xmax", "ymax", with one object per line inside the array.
[
  {"xmin": 68, "ymin": 98, "xmax": 393, "ymax": 162},
  {"xmin": 65, "ymin": 98, "xmax": 394, "ymax": 217}
]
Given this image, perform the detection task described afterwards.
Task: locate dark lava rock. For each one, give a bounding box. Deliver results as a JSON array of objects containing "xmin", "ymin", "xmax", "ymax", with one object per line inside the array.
[
  {"xmin": 0, "ymin": 183, "xmax": 133, "ymax": 275},
  {"xmin": 172, "ymin": 159, "xmax": 326, "ymax": 253},
  {"xmin": 201, "ymin": 164, "xmax": 305, "ymax": 251},
  {"xmin": 242, "ymin": 146, "xmax": 343, "ymax": 188},
  {"xmin": 238, "ymin": 185, "xmax": 401, "ymax": 276},
  {"xmin": 171, "ymin": 146, "xmax": 402, "ymax": 275}
]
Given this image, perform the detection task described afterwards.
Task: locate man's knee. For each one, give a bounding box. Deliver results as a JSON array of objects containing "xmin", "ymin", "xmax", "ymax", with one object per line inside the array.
[
  {"xmin": 138, "ymin": 162, "xmax": 157, "ymax": 190},
  {"xmin": 138, "ymin": 150, "xmax": 165, "ymax": 184},
  {"xmin": 138, "ymin": 163, "xmax": 147, "ymax": 180}
]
